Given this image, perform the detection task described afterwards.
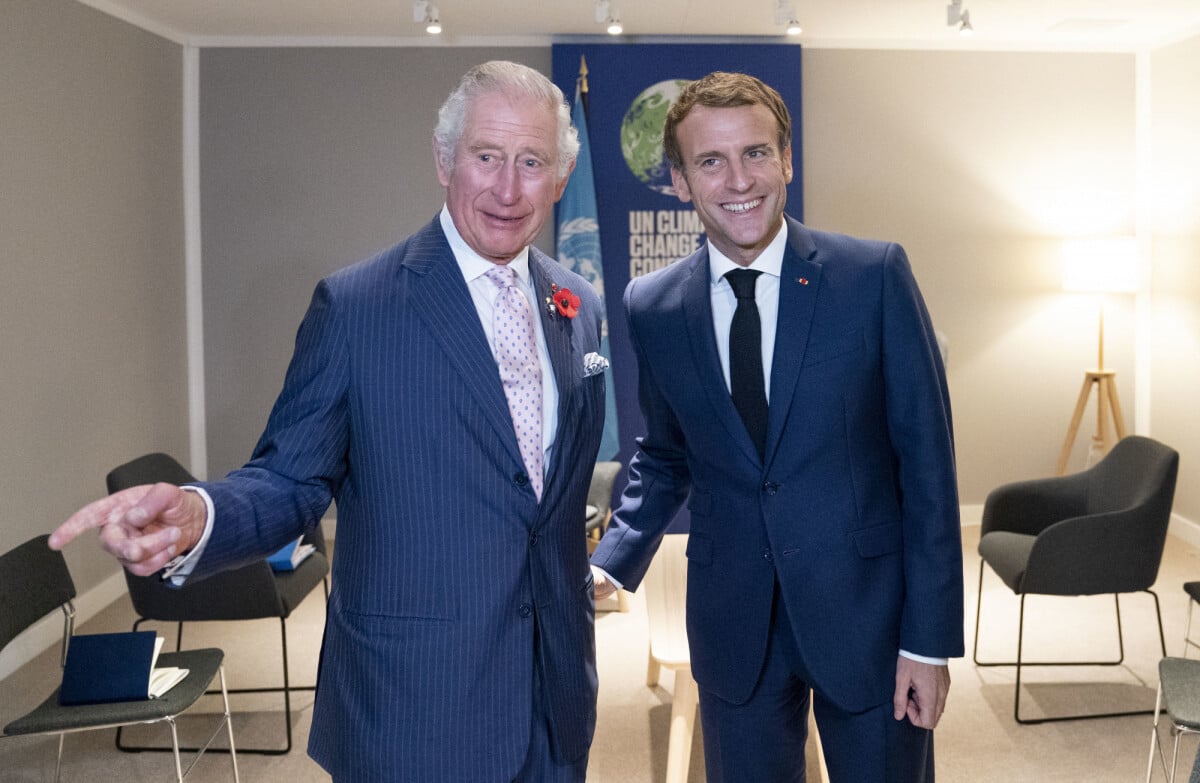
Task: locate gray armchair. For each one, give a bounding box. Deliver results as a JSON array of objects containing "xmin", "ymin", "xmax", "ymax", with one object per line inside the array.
[{"xmin": 973, "ymin": 435, "xmax": 1179, "ymax": 724}]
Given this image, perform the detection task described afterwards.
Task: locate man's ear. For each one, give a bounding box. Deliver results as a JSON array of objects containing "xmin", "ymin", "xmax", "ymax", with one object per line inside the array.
[
  {"xmin": 433, "ymin": 135, "xmax": 450, "ymax": 187},
  {"xmin": 781, "ymin": 145, "xmax": 794, "ymax": 185},
  {"xmin": 670, "ymin": 167, "xmax": 693, "ymax": 204},
  {"xmin": 553, "ymin": 158, "xmax": 578, "ymax": 202}
]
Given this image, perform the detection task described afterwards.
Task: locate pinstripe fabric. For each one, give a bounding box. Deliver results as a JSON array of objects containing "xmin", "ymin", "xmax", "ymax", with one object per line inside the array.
[{"xmin": 193, "ymin": 218, "xmax": 605, "ymax": 781}]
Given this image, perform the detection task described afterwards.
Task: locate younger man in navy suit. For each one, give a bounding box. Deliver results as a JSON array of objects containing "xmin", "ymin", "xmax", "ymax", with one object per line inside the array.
[{"xmin": 592, "ymin": 71, "xmax": 963, "ymax": 782}]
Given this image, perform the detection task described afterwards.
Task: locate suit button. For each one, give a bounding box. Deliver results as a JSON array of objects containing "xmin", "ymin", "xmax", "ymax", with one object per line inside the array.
[
  {"xmin": 762, "ymin": 481, "xmax": 780, "ymax": 495},
  {"xmin": 514, "ymin": 472, "xmax": 529, "ymax": 486},
  {"xmin": 763, "ymin": 549, "xmax": 773, "ymax": 562},
  {"xmin": 529, "ymin": 531, "xmax": 539, "ymax": 547},
  {"xmin": 519, "ymin": 603, "xmax": 533, "ymax": 617}
]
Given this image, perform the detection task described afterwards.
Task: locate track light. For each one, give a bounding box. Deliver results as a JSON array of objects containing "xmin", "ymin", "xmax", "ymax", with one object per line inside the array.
[
  {"xmin": 946, "ymin": 0, "xmax": 973, "ymax": 35},
  {"xmin": 773, "ymin": 1, "xmax": 801, "ymax": 36},
  {"xmin": 606, "ymin": 15, "xmax": 623, "ymax": 35},
  {"xmin": 412, "ymin": 1, "xmax": 441, "ymax": 34}
]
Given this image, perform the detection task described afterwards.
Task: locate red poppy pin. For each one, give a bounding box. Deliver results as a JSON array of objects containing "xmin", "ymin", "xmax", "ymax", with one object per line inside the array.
[{"xmin": 546, "ymin": 284, "xmax": 581, "ymax": 319}]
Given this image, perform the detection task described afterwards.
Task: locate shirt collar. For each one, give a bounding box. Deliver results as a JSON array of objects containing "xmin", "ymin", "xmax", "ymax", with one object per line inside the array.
[
  {"xmin": 707, "ymin": 218, "xmax": 787, "ymax": 286},
  {"xmin": 440, "ymin": 205, "xmax": 533, "ymax": 287}
]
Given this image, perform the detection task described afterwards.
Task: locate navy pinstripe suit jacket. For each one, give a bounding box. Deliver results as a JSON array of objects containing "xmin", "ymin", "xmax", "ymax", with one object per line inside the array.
[{"xmin": 191, "ymin": 218, "xmax": 606, "ymax": 781}]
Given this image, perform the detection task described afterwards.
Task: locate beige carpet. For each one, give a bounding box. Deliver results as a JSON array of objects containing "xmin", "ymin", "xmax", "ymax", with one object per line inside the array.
[{"xmin": 3, "ymin": 525, "xmax": 1200, "ymax": 782}]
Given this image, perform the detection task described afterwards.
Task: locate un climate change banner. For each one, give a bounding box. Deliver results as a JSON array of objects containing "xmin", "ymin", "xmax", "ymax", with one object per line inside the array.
[{"xmin": 553, "ymin": 43, "xmax": 802, "ymax": 529}]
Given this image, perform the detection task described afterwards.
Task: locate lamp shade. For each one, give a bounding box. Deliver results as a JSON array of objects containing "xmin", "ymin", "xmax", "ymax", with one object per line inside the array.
[{"xmin": 1061, "ymin": 238, "xmax": 1140, "ymax": 294}]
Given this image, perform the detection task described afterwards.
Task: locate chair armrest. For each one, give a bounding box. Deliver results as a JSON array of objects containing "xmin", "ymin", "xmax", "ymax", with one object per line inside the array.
[
  {"xmin": 980, "ymin": 472, "xmax": 1089, "ymax": 537},
  {"xmin": 1019, "ymin": 506, "xmax": 1167, "ymax": 595}
]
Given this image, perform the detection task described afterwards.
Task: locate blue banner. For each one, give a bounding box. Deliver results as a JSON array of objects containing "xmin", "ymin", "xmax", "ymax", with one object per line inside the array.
[
  {"xmin": 553, "ymin": 43, "xmax": 803, "ymax": 528},
  {"xmin": 556, "ymin": 78, "xmax": 620, "ymax": 460}
]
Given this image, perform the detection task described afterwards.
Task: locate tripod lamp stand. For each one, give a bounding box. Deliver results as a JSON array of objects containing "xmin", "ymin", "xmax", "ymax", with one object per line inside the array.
[{"xmin": 1056, "ymin": 238, "xmax": 1140, "ymax": 475}]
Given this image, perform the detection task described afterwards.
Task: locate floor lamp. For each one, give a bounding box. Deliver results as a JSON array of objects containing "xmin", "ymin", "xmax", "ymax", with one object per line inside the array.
[{"xmin": 1056, "ymin": 238, "xmax": 1140, "ymax": 475}]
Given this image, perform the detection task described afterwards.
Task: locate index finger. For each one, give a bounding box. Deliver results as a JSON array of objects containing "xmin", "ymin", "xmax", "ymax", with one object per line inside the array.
[{"xmin": 48, "ymin": 485, "xmax": 153, "ymax": 551}]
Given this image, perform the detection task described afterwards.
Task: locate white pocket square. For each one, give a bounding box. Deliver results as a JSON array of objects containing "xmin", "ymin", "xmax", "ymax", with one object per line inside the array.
[{"xmin": 583, "ymin": 352, "xmax": 610, "ymax": 377}]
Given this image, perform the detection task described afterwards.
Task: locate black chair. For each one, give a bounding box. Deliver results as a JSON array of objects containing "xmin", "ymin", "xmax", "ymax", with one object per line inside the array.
[
  {"xmin": 1181, "ymin": 582, "xmax": 1200, "ymax": 657},
  {"xmin": 1, "ymin": 535, "xmax": 239, "ymax": 781},
  {"xmin": 106, "ymin": 452, "xmax": 329, "ymax": 754},
  {"xmin": 1146, "ymin": 657, "xmax": 1200, "ymax": 783},
  {"xmin": 973, "ymin": 435, "xmax": 1179, "ymax": 724}
]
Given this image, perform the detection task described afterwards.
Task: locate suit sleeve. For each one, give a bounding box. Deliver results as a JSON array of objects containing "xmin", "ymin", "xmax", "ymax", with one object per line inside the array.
[
  {"xmin": 881, "ymin": 244, "xmax": 965, "ymax": 659},
  {"xmin": 189, "ymin": 279, "xmax": 350, "ymax": 581},
  {"xmin": 589, "ymin": 276, "xmax": 693, "ymax": 591}
]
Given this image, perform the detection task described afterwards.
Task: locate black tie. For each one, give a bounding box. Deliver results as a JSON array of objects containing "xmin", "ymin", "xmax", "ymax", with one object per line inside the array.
[{"xmin": 725, "ymin": 268, "xmax": 768, "ymax": 459}]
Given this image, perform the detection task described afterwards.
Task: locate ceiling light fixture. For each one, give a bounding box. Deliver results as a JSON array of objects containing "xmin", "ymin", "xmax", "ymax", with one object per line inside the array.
[
  {"xmin": 946, "ymin": 0, "xmax": 974, "ymax": 36},
  {"xmin": 412, "ymin": 1, "xmax": 441, "ymax": 35},
  {"xmin": 773, "ymin": 1, "xmax": 801, "ymax": 36},
  {"xmin": 606, "ymin": 15, "xmax": 623, "ymax": 35}
]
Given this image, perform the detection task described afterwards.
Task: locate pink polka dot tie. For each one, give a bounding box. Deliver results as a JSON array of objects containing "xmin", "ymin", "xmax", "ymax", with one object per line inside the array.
[{"xmin": 486, "ymin": 265, "xmax": 544, "ymax": 500}]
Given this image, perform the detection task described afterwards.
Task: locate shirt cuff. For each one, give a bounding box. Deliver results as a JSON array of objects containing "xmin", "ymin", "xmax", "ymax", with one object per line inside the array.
[
  {"xmin": 160, "ymin": 486, "xmax": 215, "ymax": 585},
  {"xmin": 590, "ymin": 564, "xmax": 623, "ymax": 591},
  {"xmin": 899, "ymin": 649, "xmax": 948, "ymax": 666}
]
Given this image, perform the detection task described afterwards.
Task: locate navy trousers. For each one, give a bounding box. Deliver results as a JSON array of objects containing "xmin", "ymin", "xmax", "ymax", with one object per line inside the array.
[{"xmin": 698, "ymin": 582, "xmax": 934, "ymax": 783}]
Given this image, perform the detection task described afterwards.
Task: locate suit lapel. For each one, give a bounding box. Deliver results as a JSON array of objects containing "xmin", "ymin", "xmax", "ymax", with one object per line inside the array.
[
  {"xmin": 765, "ymin": 217, "xmax": 822, "ymax": 466},
  {"xmin": 404, "ymin": 219, "xmax": 525, "ymax": 467},
  {"xmin": 680, "ymin": 248, "xmax": 762, "ymax": 466},
  {"xmin": 530, "ymin": 249, "xmax": 578, "ymax": 492}
]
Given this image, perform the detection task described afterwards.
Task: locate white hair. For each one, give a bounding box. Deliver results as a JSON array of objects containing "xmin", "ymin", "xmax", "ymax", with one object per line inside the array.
[{"xmin": 433, "ymin": 60, "xmax": 579, "ymax": 179}]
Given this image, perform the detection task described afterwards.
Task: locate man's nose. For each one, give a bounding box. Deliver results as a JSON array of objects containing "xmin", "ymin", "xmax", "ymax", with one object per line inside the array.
[{"xmin": 493, "ymin": 161, "xmax": 521, "ymax": 203}]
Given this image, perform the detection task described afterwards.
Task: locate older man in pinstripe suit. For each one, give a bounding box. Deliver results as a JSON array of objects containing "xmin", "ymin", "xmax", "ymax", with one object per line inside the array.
[{"xmin": 51, "ymin": 60, "xmax": 607, "ymax": 782}]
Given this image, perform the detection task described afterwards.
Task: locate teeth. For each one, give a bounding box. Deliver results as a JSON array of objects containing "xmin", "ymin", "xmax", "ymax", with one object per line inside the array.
[{"xmin": 723, "ymin": 199, "xmax": 761, "ymax": 213}]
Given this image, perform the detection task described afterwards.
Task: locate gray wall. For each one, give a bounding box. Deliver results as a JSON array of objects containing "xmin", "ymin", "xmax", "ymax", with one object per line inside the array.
[
  {"xmin": 200, "ymin": 46, "xmax": 552, "ymax": 477},
  {"xmin": 199, "ymin": 45, "xmax": 1143, "ymax": 505},
  {"xmin": 1, "ymin": 0, "xmax": 187, "ymax": 593},
  {"xmin": 1150, "ymin": 36, "xmax": 1200, "ymax": 525}
]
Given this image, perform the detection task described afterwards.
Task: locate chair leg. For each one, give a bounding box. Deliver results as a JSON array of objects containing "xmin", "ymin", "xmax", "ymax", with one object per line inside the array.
[
  {"xmin": 55, "ymin": 732, "xmax": 65, "ymax": 783},
  {"xmin": 1145, "ymin": 679, "xmax": 1162, "ymax": 783},
  {"xmin": 1185, "ymin": 599, "xmax": 1197, "ymax": 658},
  {"xmin": 647, "ymin": 651, "xmax": 661, "ymax": 687},
  {"xmin": 665, "ymin": 668, "xmax": 698, "ymax": 783},
  {"xmin": 169, "ymin": 717, "xmax": 184, "ymax": 782},
  {"xmin": 118, "ymin": 618, "xmax": 310, "ymax": 755},
  {"xmin": 975, "ymin": 562, "xmax": 1167, "ymax": 723}
]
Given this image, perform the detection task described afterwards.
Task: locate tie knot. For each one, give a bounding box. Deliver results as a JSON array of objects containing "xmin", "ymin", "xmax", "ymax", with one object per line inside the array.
[
  {"xmin": 485, "ymin": 265, "xmax": 517, "ymax": 290},
  {"xmin": 725, "ymin": 268, "xmax": 762, "ymax": 300}
]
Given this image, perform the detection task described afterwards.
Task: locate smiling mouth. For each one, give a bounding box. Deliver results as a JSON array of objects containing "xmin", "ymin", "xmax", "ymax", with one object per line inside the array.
[{"xmin": 723, "ymin": 198, "xmax": 762, "ymax": 214}]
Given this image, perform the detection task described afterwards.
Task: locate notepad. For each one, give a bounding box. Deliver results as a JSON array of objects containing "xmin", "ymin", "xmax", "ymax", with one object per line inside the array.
[
  {"xmin": 267, "ymin": 537, "xmax": 316, "ymax": 572},
  {"xmin": 58, "ymin": 631, "xmax": 188, "ymax": 705}
]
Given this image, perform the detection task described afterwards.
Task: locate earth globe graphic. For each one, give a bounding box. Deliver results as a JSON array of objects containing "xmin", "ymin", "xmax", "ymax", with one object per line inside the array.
[{"xmin": 620, "ymin": 79, "xmax": 689, "ymax": 196}]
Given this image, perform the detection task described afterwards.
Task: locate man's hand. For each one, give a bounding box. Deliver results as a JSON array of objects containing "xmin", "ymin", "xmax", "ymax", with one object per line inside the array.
[
  {"xmin": 591, "ymin": 565, "xmax": 617, "ymax": 600},
  {"xmin": 893, "ymin": 655, "xmax": 950, "ymax": 729},
  {"xmin": 48, "ymin": 483, "xmax": 207, "ymax": 577}
]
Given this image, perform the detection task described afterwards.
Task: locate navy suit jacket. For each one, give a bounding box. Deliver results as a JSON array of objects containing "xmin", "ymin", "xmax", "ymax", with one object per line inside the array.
[
  {"xmin": 592, "ymin": 216, "xmax": 964, "ymax": 713},
  {"xmin": 190, "ymin": 218, "xmax": 606, "ymax": 781}
]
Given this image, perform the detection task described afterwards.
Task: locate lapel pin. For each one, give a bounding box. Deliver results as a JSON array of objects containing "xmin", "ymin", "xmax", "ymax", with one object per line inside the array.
[{"xmin": 797, "ymin": 277, "xmax": 809, "ymax": 285}]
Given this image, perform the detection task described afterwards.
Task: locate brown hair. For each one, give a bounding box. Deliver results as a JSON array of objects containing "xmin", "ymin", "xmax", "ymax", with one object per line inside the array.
[{"xmin": 662, "ymin": 71, "xmax": 792, "ymax": 171}]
